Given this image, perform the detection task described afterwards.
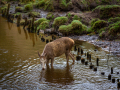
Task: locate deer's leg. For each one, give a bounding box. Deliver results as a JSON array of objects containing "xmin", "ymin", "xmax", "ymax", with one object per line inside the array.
[
  {"xmin": 51, "ymin": 58, "xmax": 54, "ymax": 68},
  {"xmin": 65, "ymin": 51, "xmax": 69, "ymax": 63},
  {"xmin": 46, "ymin": 59, "xmax": 49, "ymax": 66},
  {"xmin": 69, "ymin": 52, "xmax": 75, "ymax": 63}
]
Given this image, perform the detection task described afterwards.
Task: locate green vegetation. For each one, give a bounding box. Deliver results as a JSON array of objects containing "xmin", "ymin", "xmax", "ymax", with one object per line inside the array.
[
  {"xmin": 24, "ymin": 3, "xmax": 33, "ymax": 11},
  {"xmin": 73, "ymin": 15, "xmax": 81, "ymax": 21},
  {"xmin": 37, "ymin": 20, "xmax": 49, "ymax": 30},
  {"xmin": 35, "ymin": 0, "xmax": 45, "ymax": 8},
  {"xmin": 90, "ymin": 19, "xmax": 108, "ymax": 33},
  {"xmin": 34, "ymin": 18, "xmax": 48, "ymax": 26},
  {"xmin": 59, "ymin": 24, "xmax": 72, "ymax": 35},
  {"xmin": 66, "ymin": 12, "xmax": 72, "ymax": 19},
  {"xmin": 93, "ymin": 5, "xmax": 120, "ymax": 18},
  {"xmin": 59, "ymin": 20, "xmax": 87, "ymax": 35},
  {"xmin": 108, "ymin": 17, "xmax": 120, "ymax": 23},
  {"xmin": 108, "ymin": 21, "xmax": 120, "ymax": 35},
  {"xmin": 46, "ymin": 12, "xmax": 54, "ymax": 20},
  {"xmin": 53, "ymin": 16, "xmax": 68, "ymax": 27},
  {"xmin": 28, "ymin": 11, "xmax": 40, "ymax": 17},
  {"xmin": 90, "ymin": 18, "xmax": 100, "ymax": 27},
  {"xmin": 59, "ymin": 0, "xmax": 73, "ymax": 10},
  {"xmin": 34, "ymin": 0, "xmax": 54, "ymax": 11},
  {"xmin": 15, "ymin": 6, "xmax": 24, "ymax": 12}
]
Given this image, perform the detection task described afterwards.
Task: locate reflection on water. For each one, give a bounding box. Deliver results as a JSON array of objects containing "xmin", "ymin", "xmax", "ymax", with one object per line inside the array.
[
  {"xmin": 0, "ymin": 15, "xmax": 120, "ymax": 90},
  {"xmin": 42, "ymin": 63, "xmax": 74, "ymax": 85}
]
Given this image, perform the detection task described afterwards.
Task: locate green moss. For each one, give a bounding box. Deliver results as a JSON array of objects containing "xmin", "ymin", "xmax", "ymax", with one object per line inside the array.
[
  {"xmin": 24, "ymin": 3, "xmax": 33, "ymax": 11},
  {"xmin": 46, "ymin": 12, "xmax": 54, "ymax": 20},
  {"xmin": 59, "ymin": 24, "xmax": 73, "ymax": 35},
  {"xmin": 28, "ymin": 11, "xmax": 40, "ymax": 17},
  {"xmin": 73, "ymin": 15, "xmax": 81, "ymax": 21},
  {"xmin": 35, "ymin": 0, "xmax": 45, "ymax": 8},
  {"xmin": 71, "ymin": 20, "xmax": 87, "ymax": 34},
  {"xmin": 37, "ymin": 21, "xmax": 49, "ymax": 30},
  {"xmin": 93, "ymin": 5, "xmax": 120, "ymax": 18},
  {"xmin": 15, "ymin": 6, "xmax": 24, "ymax": 12},
  {"xmin": 59, "ymin": 0, "xmax": 73, "ymax": 10},
  {"xmin": 108, "ymin": 21, "xmax": 120, "ymax": 35},
  {"xmin": 34, "ymin": 18, "xmax": 47, "ymax": 26},
  {"xmin": 108, "ymin": 17, "xmax": 120, "ymax": 23},
  {"xmin": 34, "ymin": 0, "xmax": 54, "ymax": 11},
  {"xmin": 58, "ymin": 20, "xmax": 87, "ymax": 35},
  {"xmin": 90, "ymin": 18, "xmax": 100, "ymax": 27},
  {"xmin": 91, "ymin": 20, "xmax": 108, "ymax": 33},
  {"xmin": 53, "ymin": 16, "xmax": 68, "ymax": 27},
  {"xmin": 99, "ymin": 31, "xmax": 105, "ymax": 38},
  {"xmin": 66, "ymin": 13, "xmax": 72, "ymax": 19},
  {"xmin": 44, "ymin": 0, "xmax": 54, "ymax": 11}
]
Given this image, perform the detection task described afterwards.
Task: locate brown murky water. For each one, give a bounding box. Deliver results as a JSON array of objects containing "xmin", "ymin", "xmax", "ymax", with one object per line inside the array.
[{"xmin": 0, "ymin": 16, "xmax": 120, "ymax": 90}]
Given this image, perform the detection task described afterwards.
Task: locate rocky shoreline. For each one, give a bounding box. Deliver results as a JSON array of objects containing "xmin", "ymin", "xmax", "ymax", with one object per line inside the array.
[{"xmin": 70, "ymin": 35, "xmax": 120, "ymax": 56}]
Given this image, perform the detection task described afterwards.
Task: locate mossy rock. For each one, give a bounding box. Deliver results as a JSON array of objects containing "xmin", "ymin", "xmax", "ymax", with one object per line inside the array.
[
  {"xmin": 28, "ymin": 11, "xmax": 40, "ymax": 18},
  {"xmin": 90, "ymin": 18, "xmax": 100, "ymax": 27},
  {"xmin": 59, "ymin": 24, "xmax": 73, "ymax": 35},
  {"xmin": 91, "ymin": 20, "xmax": 108, "ymax": 33},
  {"xmin": 13, "ymin": 12, "xmax": 22, "ymax": 18},
  {"xmin": 46, "ymin": 12, "xmax": 54, "ymax": 20},
  {"xmin": 53, "ymin": 16, "xmax": 68, "ymax": 27},
  {"xmin": 35, "ymin": 0, "xmax": 45, "ymax": 8},
  {"xmin": 59, "ymin": 0, "xmax": 73, "ymax": 11},
  {"xmin": 15, "ymin": 6, "xmax": 24, "ymax": 12},
  {"xmin": 71, "ymin": 20, "xmax": 87, "ymax": 34},
  {"xmin": 108, "ymin": 21, "xmax": 120, "ymax": 35},
  {"xmin": 24, "ymin": 3, "xmax": 33, "ymax": 11},
  {"xmin": 108, "ymin": 17, "xmax": 120, "ymax": 23},
  {"xmin": 99, "ymin": 31, "xmax": 106, "ymax": 38},
  {"xmin": 93, "ymin": 5, "xmax": 120, "ymax": 19},
  {"xmin": 34, "ymin": 18, "xmax": 47, "ymax": 26},
  {"xmin": 37, "ymin": 20, "xmax": 49, "ymax": 30},
  {"xmin": 73, "ymin": 15, "xmax": 81, "ymax": 21},
  {"xmin": 44, "ymin": 0, "xmax": 54, "ymax": 11}
]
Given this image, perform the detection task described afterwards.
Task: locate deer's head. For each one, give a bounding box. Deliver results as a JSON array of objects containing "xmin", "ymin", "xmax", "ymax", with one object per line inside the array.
[{"xmin": 38, "ymin": 52, "xmax": 47, "ymax": 70}]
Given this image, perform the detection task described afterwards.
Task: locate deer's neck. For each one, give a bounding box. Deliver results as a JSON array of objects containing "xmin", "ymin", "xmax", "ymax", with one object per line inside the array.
[{"xmin": 41, "ymin": 45, "xmax": 47, "ymax": 56}]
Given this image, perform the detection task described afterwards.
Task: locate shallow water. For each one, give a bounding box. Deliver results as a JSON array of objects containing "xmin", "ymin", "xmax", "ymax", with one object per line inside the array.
[{"xmin": 0, "ymin": 16, "xmax": 120, "ymax": 90}]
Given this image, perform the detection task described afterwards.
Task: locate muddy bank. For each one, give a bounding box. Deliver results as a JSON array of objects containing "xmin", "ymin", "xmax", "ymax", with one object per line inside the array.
[{"xmin": 70, "ymin": 35, "xmax": 120, "ymax": 56}]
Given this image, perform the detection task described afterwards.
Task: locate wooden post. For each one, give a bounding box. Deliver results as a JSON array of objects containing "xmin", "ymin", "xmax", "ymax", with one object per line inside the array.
[
  {"xmin": 7, "ymin": 4, "xmax": 10, "ymax": 18},
  {"xmin": 81, "ymin": 49, "xmax": 83, "ymax": 55},
  {"xmin": 89, "ymin": 54, "xmax": 91, "ymax": 62},
  {"xmin": 74, "ymin": 45, "xmax": 77, "ymax": 51},
  {"xmin": 17, "ymin": 14, "xmax": 21, "ymax": 27},
  {"xmin": 31, "ymin": 17, "xmax": 35, "ymax": 32},
  {"xmin": 108, "ymin": 74, "xmax": 111, "ymax": 80},
  {"xmin": 96, "ymin": 58, "xmax": 99, "ymax": 66},
  {"xmin": 111, "ymin": 67, "xmax": 113, "ymax": 74},
  {"xmin": 23, "ymin": 17, "xmax": 27, "ymax": 29}
]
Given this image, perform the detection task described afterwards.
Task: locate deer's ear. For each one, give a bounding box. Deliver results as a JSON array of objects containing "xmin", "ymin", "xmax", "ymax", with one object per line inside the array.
[{"xmin": 38, "ymin": 52, "xmax": 41, "ymax": 58}]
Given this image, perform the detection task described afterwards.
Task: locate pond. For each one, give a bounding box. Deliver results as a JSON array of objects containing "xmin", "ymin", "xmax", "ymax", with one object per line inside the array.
[{"xmin": 0, "ymin": 15, "xmax": 120, "ymax": 90}]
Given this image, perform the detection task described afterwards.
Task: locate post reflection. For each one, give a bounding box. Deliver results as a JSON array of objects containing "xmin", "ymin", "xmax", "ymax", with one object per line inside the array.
[
  {"xmin": 17, "ymin": 26, "xmax": 21, "ymax": 34},
  {"xmin": 28, "ymin": 32, "xmax": 35, "ymax": 47},
  {"xmin": 23, "ymin": 29, "xmax": 28, "ymax": 40},
  {"xmin": 40, "ymin": 63, "xmax": 74, "ymax": 85}
]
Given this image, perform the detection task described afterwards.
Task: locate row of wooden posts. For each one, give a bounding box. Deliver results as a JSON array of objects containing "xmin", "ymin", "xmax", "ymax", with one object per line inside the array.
[
  {"xmin": 1, "ymin": 4, "xmax": 36, "ymax": 33},
  {"xmin": 74, "ymin": 46, "xmax": 120, "ymax": 89}
]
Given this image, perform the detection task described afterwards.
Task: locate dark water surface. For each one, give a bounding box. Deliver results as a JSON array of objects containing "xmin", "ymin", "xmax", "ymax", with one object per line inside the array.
[{"xmin": 0, "ymin": 16, "xmax": 120, "ymax": 90}]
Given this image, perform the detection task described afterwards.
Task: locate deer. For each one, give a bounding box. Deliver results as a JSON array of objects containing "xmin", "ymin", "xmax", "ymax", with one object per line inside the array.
[{"xmin": 38, "ymin": 37, "xmax": 75, "ymax": 70}]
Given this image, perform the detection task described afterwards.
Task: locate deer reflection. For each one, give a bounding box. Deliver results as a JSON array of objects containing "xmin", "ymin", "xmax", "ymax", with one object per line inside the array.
[{"xmin": 39, "ymin": 63, "xmax": 74, "ymax": 85}]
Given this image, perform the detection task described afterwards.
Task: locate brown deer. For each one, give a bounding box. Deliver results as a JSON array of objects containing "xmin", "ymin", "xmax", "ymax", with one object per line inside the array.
[{"xmin": 38, "ymin": 37, "xmax": 75, "ymax": 70}]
